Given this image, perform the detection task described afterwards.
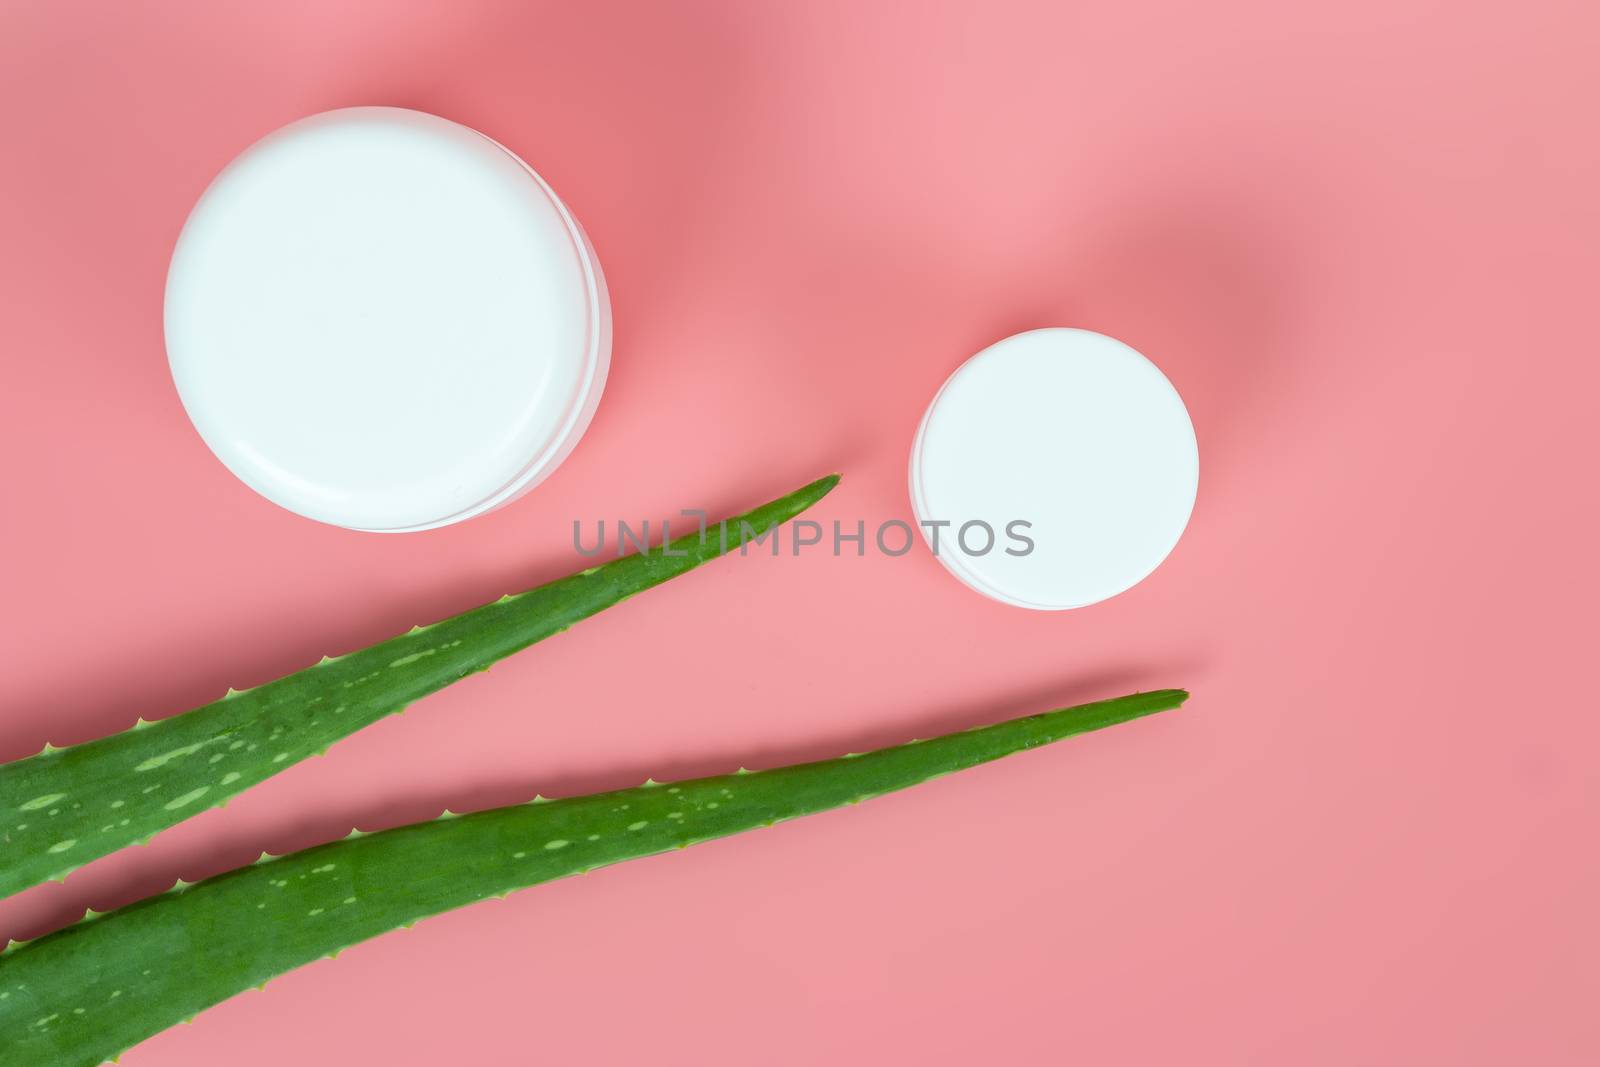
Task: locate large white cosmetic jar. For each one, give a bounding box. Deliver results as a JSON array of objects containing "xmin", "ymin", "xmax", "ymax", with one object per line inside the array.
[{"xmin": 165, "ymin": 107, "xmax": 611, "ymax": 532}]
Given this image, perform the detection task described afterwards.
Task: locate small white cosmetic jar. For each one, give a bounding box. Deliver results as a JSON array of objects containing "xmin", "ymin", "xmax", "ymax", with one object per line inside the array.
[
  {"xmin": 165, "ymin": 107, "xmax": 611, "ymax": 532},
  {"xmin": 910, "ymin": 328, "xmax": 1199, "ymax": 610}
]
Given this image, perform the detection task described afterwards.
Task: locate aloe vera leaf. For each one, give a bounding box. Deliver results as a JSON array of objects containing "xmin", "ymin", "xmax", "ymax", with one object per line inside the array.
[
  {"xmin": 0, "ymin": 475, "xmax": 840, "ymax": 900},
  {"xmin": 0, "ymin": 688, "xmax": 1185, "ymax": 1067}
]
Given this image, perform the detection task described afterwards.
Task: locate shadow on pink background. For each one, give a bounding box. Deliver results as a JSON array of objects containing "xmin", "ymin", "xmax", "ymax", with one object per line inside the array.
[{"xmin": 1, "ymin": 1, "xmax": 1595, "ymax": 1063}]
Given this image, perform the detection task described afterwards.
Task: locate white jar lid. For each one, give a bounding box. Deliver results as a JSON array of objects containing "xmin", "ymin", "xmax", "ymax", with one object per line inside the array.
[
  {"xmin": 910, "ymin": 328, "xmax": 1198, "ymax": 609},
  {"xmin": 165, "ymin": 107, "xmax": 610, "ymax": 532}
]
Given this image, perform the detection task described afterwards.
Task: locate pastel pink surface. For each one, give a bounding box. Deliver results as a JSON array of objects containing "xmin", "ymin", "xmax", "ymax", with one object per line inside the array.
[{"xmin": 1, "ymin": 1, "xmax": 1595, "ymax": 1063}]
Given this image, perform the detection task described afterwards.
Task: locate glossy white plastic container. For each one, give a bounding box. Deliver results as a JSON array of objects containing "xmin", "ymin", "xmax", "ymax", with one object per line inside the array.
[
  {"xmin": 165, "ymin": 107, "xmax": 610, "ymax": 532},
  {"xmin": 910, "ymin": 328, "xmax": 1198, "ymax": 610}
]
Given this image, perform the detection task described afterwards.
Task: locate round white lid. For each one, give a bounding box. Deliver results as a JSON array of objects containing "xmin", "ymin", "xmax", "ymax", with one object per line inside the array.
[
  {"xmin": 910, "ymin": 328, "xmax": 1198, "ymax": 610},
  {"xmin": 165, "ymin": 107, "xmax": 610, "ymax": 532}
]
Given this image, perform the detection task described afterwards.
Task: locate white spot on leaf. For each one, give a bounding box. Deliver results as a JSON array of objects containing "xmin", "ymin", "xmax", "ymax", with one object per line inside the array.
[
  {"xmin": 163, "ymin": 787, "xmax": 210, "ymax": 811},
  {"xmin": 135, "ymin": 743, "xmax": 207, "ymax": 772}
]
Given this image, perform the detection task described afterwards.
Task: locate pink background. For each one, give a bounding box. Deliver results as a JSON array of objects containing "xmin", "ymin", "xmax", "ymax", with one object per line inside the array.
[{"xmin": 2, "ymin": 1, "xmax": 1596, "ymax": 1063}]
